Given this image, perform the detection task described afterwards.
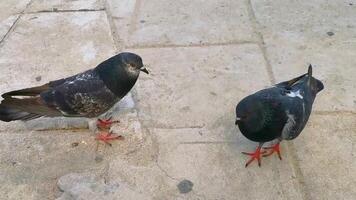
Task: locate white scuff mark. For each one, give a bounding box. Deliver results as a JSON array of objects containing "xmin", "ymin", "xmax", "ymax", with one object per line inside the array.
[
  {"xmin": 286, "ymin": 89, "xmax": 303, "ymax": 99},
  {"xmin": 80, "ymin": 42, "xmax": 97, "ymax": 63}
]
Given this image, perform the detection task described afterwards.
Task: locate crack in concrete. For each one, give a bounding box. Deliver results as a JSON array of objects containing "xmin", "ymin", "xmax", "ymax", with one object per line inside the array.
[
  {"xmin": 0, "ymin": 0, "xmax": 33, "ymax": 46},
  {"xmin": 0, "ymin": 15, "xmax": 21, "ymax": 47},
  {"xmin": 155, "ymin": 160, "xmax": 180, "ymax": 181},
  {"xmin": 102, "ymin": 161, "xmax": 111, "ymax": 184}
]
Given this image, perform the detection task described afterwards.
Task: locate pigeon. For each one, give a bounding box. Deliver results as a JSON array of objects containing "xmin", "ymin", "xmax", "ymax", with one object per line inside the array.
[
  {"xmin": 235, "ymin": 65, "xmax": 324, "ymax": 167},
  {"xmin": 0, "ymin": 52, "xmax": 148, "ymax": 143}
]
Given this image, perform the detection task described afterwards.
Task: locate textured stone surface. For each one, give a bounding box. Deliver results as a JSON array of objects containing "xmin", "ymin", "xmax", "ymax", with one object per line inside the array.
[
  {"xmin": 0, "ymin": 11, "xmax": 117, "ymax": 132},
  {"xmin": 0, "ymin": 130, "xmax": 99, "ymax": 200},
  {"xmin": 0, "ymin": 11, "xmax": 115, "ymax": 94},
  {"xmin": 133, "ymin": 45, "xmax": 270, "ymax": 128},
  {"xmin": 0, "ymin": 0, "xmax": 356, "ymax": 199},
  {"xmin": 151, "ymin": 128, "xmax": 303, "ymax": 200},
  {"xmin": 294, "ymin": 114, "xmax": 356, "ymax": 200},
  {"xmin": 109, "ymin": 0, "xmax": 257, "ymax": 47},
  {"xmin": 0, "ymin": 0, "xmax": 31, "ymax": 40},
  {"xmin": 251, "ymin": 0, "xmax": 356, "ymax": 112},
  {"xmin": 28, "ymin": 0, "xmax": 104, "ymax": 12},
  {"xmin": 56, "ymin": 173, "xmax": 147, "ymax": 200}
]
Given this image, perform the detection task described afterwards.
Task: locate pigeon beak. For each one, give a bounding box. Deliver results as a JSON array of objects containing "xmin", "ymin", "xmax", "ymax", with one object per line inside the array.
[
  {"xmin": 235, "ymin": 117, "xmax": 241, "ymax": 125},
  {"xmin": 140, "ymin": 67, "xmax": 149, "ymax": 74}
]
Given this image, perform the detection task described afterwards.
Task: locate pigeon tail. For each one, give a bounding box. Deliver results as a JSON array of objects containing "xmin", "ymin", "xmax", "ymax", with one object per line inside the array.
[
  {"xmin": 0, "ymin": 96, "xmax": 60, "ymax": 122},
  {"xmin": 0, "ymin": 104, "xmax": 42, "ymax": 122},
  {"xmin": 1, "ymin": 83, "xmax": 50, "ymax": 98}
]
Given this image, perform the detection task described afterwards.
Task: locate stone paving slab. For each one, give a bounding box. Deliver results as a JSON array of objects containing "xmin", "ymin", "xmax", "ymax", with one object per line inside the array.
[
  {"xmin": 0, "ymin": 0, "xmax": 31, "ymax": 40},
  {"xmin": 251, "ymin": 0, "xmax": 356, "ymax": 112},
  {"xmin": 0, "ymin": 8, "xmax": 136, "ymax": 200},
  {"xmin": 0, "ymin": 0, "xmax": 355, "ymax": 200},
  {"xmin": 150, "ymin": 128, "xmax": 303, "ymax": 200},
  {"xmin": 103, "ymin": 127, "xmax": 305, "ymax": 200},
  {"xmin": 0, "ymin": 15, "xmax": 18, "ymax": 42},
  {"xmin": 56, "ymin": 173, "xmax": 148, "ymax": 200},
  {"xmin": 132, "ymin": 44, "xmax": 270, "ymax": 129},
  {"xmin": 0, "ymin": 109, "xmax": 146, "ymax": 200},
  {"xmin": 109, "ymin": 0, "xmax": 257, "ymax": 47},
  {"xmin": 0, "ymin": 11, "xmax": 115, "ymax": 93},
  {"xmin": 0, "ymin": 130, "xmax": 101, "ymax": 200},
  {"xmin": 294, "ymin": 114, "xmax": 356, "ymax": 200},
  {"xmin": 27, "ymin": 0, "xmax": 104, "ymax": 12}
]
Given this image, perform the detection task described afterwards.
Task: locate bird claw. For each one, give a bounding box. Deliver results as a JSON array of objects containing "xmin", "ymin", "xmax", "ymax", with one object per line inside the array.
[
  {"xmin": 96, "ymin": 117, "xmax": 120, "ymax": 129},
  {"xmin": 242, "ymin": 147, "xmax": 266, "ymax": 168},
  {"xmin": 95, "ymin": 131, "xmax": 124, "ymax": 146},
  {"xmin": 262, "ymin": 143, "xmax": 282, "ymax": 160}
]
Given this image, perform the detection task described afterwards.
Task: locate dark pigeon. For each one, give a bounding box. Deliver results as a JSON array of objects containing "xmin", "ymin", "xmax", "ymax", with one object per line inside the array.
[
  {"xmin": 235, "ymin": 65, "xmax": 324, "ymax": 167},
  {"xmin": 0, "ymin": 52, "xmax": 148, "ymax": 143}
]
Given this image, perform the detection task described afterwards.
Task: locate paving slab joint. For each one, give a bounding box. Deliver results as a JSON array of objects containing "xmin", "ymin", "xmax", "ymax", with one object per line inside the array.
[
  {"xmin": 314, "ymin": 110, "xmax": 356, "ymax": 116},
  {"xmin": 147, "ymin": 124, "xmax": 206, "ymax": 129},
  {"xmin": 128, "ymin": 0, "xmax": 143, "ymax": 36},
  {"xmin": 246, "ymin": 0, "xmax": 275, "ymax": 84},
  {"xmin": 285, "ymin": 143, "xmax": 312, "ymax": 200},
  {"xmin": 104, "ymin": 0, "xmax": 124, "ymax": 52},
  {"xmin": 246, "ymin": 1, "xmax": 310, "ymax": 199},
  {"xmin": 24, "ymin": 8, "xmax": 105, "ymax": 14},
  {"xmin": 126, "ymin": 41, "xmax": 260, "ymax": 49}
]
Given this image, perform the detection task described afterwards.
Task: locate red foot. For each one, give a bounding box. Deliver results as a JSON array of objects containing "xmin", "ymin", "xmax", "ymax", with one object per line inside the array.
[
  {"xmin": 242, "ymin": 146, "xmax": 266, "ymax": 168},
  {"xmin": 263, "ymin": 143, "xmax": 282, "ymax": 160},
  {"xmin": 96, "ymin": 117, "xmax": 119, "ymax": 129},
  {"xmin": 95, "ymin": 131, "xmax": 124, "ymax": 146}
]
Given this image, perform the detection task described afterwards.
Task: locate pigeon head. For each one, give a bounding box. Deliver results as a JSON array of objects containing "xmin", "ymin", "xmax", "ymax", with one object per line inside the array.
[
  {"xmin": 119, "ymin": 52, "xmax": 149, "ymax": 75},
  {"xmin": 94, "ymin": 52, "xmax": 148, "ymax": 98},
  {"xmin": 306, "ymin": 64, "xmax": 324, "ymax": 94},
  {"xmin": 235, "ymin": 96, "xmax": 268, "ymax": 133}
]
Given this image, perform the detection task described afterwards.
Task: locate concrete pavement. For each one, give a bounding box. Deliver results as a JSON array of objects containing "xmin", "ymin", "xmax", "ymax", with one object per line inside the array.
[{"xmin": 0, "ymin": 0, "xmax": 355, "ymax": 199}]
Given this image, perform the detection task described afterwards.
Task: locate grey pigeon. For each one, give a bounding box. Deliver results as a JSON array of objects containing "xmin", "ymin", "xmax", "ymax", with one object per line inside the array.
[
  {"xmin": 235, "ymin": 65, "xmax": 324, "ymax": 167},
  {"xmin": 0, "ymin": 52, "xmax": 148, "ymax": 143}
]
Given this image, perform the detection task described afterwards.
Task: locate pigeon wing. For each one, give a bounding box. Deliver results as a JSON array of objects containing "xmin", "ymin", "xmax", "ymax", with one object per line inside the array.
[{"xmin": 40, "ymin": 70, "xmax": 119, "ymax": 117}]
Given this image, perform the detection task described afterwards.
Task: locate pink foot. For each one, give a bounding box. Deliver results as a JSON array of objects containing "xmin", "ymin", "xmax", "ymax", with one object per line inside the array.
[
  {"xmin": 95, "ymin": 131, "xmax": 124, "ymax": 146},
  {"xmin": 263, "ymin": 143, "xmax": 282, "ymax": 160},
  {"xmin": 96, "ymin": 117, "xmax": 119, "ymax": 129},
  {"xmin": 242, "ymin": 146, "xmax": 266, "ymax": 168}
]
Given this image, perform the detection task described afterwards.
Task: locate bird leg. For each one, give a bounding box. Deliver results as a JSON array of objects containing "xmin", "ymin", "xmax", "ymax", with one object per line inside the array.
[
  {"xmin": 263, "ymin": 141, "xmax": 282, "ymax": 160},
  {"xmin": 95, "ymin": 131, "xmax": 124, "ymax": 146},
  {"xmin": 96, "ymin": 117, "xmax": 119, "ymax": 129},
  {"xmin": 242, "ymin": 143, "xmax": 266, "ymax": 168}
]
